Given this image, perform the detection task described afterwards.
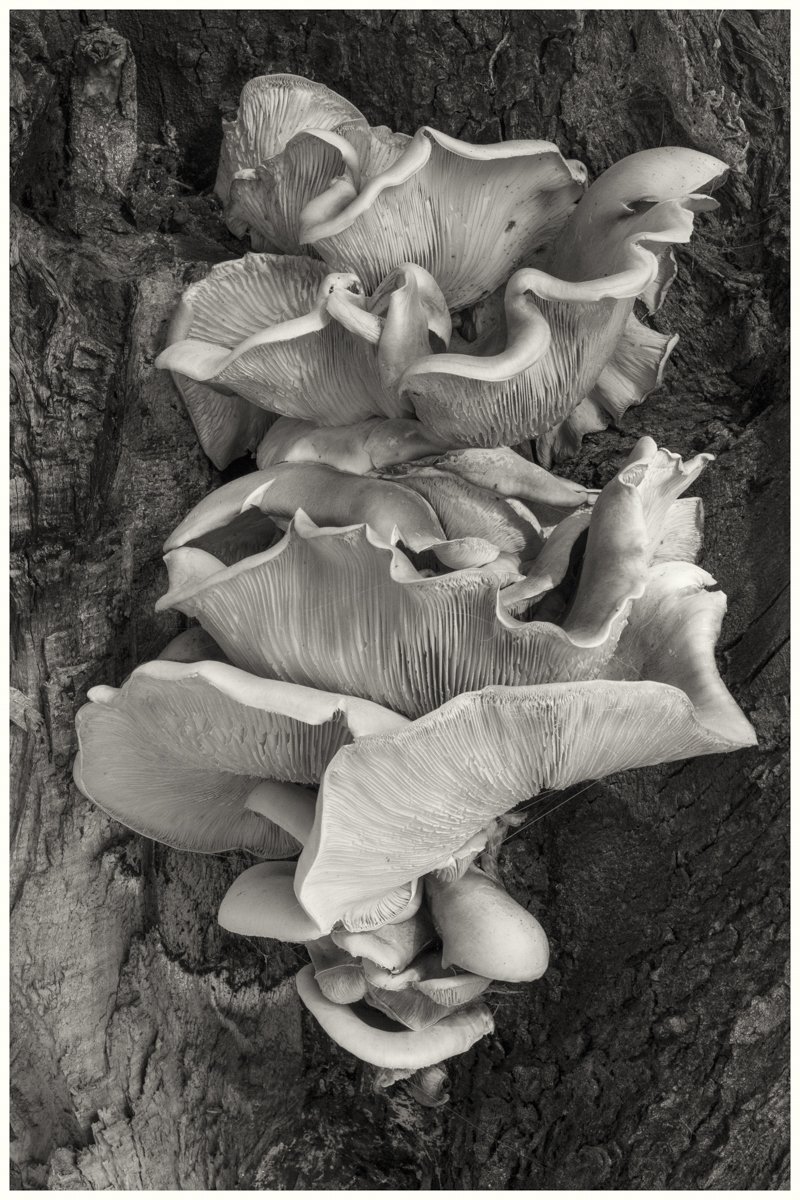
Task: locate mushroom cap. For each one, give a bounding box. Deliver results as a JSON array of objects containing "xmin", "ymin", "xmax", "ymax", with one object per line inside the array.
[
  {"xmin": 218, "ymin": 862, "xmax": 325, "ymax": 942},
  {"xmin": 299, "ymin": 125, "xmax": 586, "ymax": 308},
  {"xmin": 399, "ymin": 157, "xmax": 723, "ymax": 448},
  {"xmin": 332, "ymin": 903, "xmax": 436, "ymax": 972},
  {"xmin": 425, "ymin": 866, "xmax": 549, "ymax": 982},
  {"xmin": 295, "ymin": 965, "xmax": 494, "ymax": 1069},
  {"xmin": 156, "ymin": 514, "xmax": 629, "ymax": 720},
  {"xmin": 382, "ymin": 466, "xmax": 544, "ymax": 561},
  {"xmin": 215, "ymin": 74, "xmax": 371, "ymax": 252},
  {"xmin": 73, "ymin": 659, "xmax": 407, "ymax": 855},
  {"xmin": 155, "ymin": 253, "xmax": 400, "ymax": 427},
  {"xmin": 365, "ymin": 984, "xmax": 455, "ymax": 1032},
  {"xmin": 536, "ymin": 312, "xmax": 678, "ymax": 467},
  {"xmin": 306, "ymin": 936, "xmax": 368, "ymax": 1005},
  {"xmin": 433, "ymin": 447, "xmax": 597, "ymax": 509},
  {"xmin": 603, "ymin": 559, "xmax": 757, "ymax": 747},
  {"xmin": 255, "ymin": 415, "xmax": 456, "ymax": 475},
  {"xmin": 294, "ymin": 673, "xmax": 755, "ymax": 930},
  {"xmin": 163, "ymin": 461, "xmax": 499, "ymax": 569},
  {"xmin": 550, "ymin": 146, "xmax": 728, "ymax": 284}
]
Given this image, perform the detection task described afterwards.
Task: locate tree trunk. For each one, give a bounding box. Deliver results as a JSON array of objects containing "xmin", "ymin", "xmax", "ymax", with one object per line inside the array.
[{"xmin": 11, "ymin": 10, "xmax": 788, "ymax": 1189}]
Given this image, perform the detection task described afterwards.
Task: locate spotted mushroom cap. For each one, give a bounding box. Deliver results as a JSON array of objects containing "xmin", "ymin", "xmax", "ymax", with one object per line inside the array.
[{"xmin": 298, "ymin": 125, "xmax": 586, "ymax": 309}]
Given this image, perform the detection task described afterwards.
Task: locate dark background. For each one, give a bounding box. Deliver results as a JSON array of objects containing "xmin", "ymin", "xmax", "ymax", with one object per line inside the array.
[{"xmin": 11, "ymin": 10, "xmax": 788, "ymax": 1189}]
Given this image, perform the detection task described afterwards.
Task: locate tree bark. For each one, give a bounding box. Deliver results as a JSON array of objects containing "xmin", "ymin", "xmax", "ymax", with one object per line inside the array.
[{"xmin": 11, "ymin": 10, "xmax": 788, "ymax": 1189}]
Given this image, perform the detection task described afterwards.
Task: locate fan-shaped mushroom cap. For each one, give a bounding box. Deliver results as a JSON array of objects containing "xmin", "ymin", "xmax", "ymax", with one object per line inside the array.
[
  {"xmin": 399, "ymin": 152, "xmax": 724, "ymax": 446},
  {"xmin": 536, "ymin": 313, "xmax": 678, "ymax": 467},
  {"xmin": 604, "ymin": 560, "xmax": 757, "ymax": 747},
  {"xmin": 219, "ymin": 861, "xmax": 326, "ymax": 942},
  {"xmin": 159, "ymin": 261, "xmax": 280, "ymax": 471},
  {"xmin": 155, "ymin": 254, "xmax": 401, "ymax": 428},
  {"xmin": 215, "ymin": 74, "xmax": 371, "ymax": 253},
  {"xmin": 163, "ymin": 462, "xmax": 498, "ymax": 570},
  {"xmin": 299, "ymin": 125, "xmax": 586, "ymax": 309},
  {"xmin": 73, "ymin": 660, "xmax": 407, "ymax": 856},
  {"xmin": 306, "ymin": 936, "xmax": 368, "ymax": 1005},
  {"xmin": 255, "ymin": 415, "xmax": 456, "ymax": 475},
  {"xmin": 501, "ymin": 436, "xmax": 712, "ymax": 616},
  {"xmin": 294, "ymin": 672, "xmax": 755, "ymax": 930},
  {"xmin": 157, "ymin": 515, "xmax": 632, "ymax": 719},
  {"xmin": 549, "ymin": 146, "xmax": 728, "ymax": 285},
  {"xmin": 295, "ymin": 964, "xmax": 494, "ymax": 1069},
  {"xmin": 425, "ymin": 866, "xmax": 549, "ymax": 982}
]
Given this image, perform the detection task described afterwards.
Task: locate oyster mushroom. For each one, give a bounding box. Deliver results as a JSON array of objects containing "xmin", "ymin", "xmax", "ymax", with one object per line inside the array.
[
  {"xmin": 73, "ymin": 659, "xmax": 408, "ymax": 856},
  {"xmin": 294, "ymin": 662, "xmax": 754, "ymax": 930},
  {"xmin": 218, "ymin": 861, "xmax": 326, "ymax": 941},
  {"xmin": 215, "ymin": 73, "xmax": 373, "ymax": 254},
  {"xmin": 398, "ymin": 147, "xmax": 727, "ymax": 446},
  {"xmin": 255, "ymin": 415, "xmax": 456, "ymax": 475},
  {"xmin": 156, "ymin": 511, "xmax": 630, "ymax": 719},
  {"xmin": 156, "ymin": 255, "xmax": 403, "ymax": 428},
  {"xmin": 162, "ymin": 461, "xmax": 500, "ymax": 570},
  {"xmin": 432, "ymin": 446, "xmax": 598, "ymax": 511},
  {"xmin": 156, "ymin": 439, "xmax": 716, "ymax": 717},
  {"xmin": 295, "ymin": 964, "xmax": 494, "ymax": 1069},
  {"xmin": 298, "ymin": 125, "xmax": 586, "ymax": 308},
  {"xmin": 306, "ymin": 936, "xmax": 368, "ymax": 1005},
  {"xmin": 332, "ymin": 902, "xmax": 436, "ymax": 972},
  {"xmin": 425, "ymin": 865, "xmax": 549, "ymax": 982}
]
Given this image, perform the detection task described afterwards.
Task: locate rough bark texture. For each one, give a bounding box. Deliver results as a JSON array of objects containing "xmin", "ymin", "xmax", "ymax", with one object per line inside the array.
[{"xmin": 11, "ymin": 9, "xmax": 788, "ymax": 1190}]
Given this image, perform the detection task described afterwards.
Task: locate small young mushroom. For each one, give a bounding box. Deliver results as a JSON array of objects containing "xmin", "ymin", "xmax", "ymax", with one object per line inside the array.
[
  {"xmin": 218, "ymin": 862, "xmax": 325, "ymax": 942},
  {"xmin": 331, "ymin": 902, "xmax": 436, "ymax": 972},
  {"xmin": 305, "ymin": 935, "xmax": 368, "ymax": 1005},
  {"xmin": 295, "ymin": 965, "xmax": 494, "ymax": 1069},
  {"xmin": 425, "ymin": 865, "xmax": 549, "ymax": 982}
]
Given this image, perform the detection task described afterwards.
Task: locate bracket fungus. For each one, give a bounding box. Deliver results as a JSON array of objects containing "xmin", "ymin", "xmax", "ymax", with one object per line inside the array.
[{"xmin": 73, "ymin": 71, "xmax": 757, "ymax": 1101}]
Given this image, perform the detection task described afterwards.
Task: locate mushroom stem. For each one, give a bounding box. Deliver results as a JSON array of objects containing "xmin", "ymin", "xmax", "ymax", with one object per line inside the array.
[
  {"xmin": 295, "ymin": 964, "xmax": 494, "ymax": 1069},
  {"xmin": 245, "ymin": 781, "xmax": 317, "ymax": 845}
]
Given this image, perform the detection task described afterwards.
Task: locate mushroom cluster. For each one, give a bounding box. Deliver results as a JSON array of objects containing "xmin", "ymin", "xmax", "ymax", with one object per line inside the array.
[{"xmin": 74, "ymin": 74, "xmax": 755, "ymax": 1104}]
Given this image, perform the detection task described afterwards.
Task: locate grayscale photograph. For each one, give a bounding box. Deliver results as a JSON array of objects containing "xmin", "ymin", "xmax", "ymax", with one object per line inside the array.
[{"xmin": 10, "ymin": 7, "xmax": 788, "ymax": 1190}]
